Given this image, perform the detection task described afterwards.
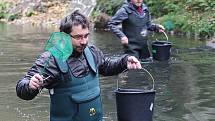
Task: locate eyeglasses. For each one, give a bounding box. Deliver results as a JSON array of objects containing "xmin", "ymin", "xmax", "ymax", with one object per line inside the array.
[{"xmin": 70, "ymin": 33, "xmax": 90, "ymax": 40}]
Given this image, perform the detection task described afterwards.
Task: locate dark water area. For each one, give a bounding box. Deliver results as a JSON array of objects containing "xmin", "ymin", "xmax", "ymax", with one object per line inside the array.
[{"xmin": 0, "ymin": 23, "xmax": 215, "ymax": 121}]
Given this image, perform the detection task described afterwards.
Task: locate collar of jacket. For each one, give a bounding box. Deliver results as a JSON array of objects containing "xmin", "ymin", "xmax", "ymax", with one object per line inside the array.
[{"xmin": 128, "ymin": 2, "xmax": 148, "ymax": 12}]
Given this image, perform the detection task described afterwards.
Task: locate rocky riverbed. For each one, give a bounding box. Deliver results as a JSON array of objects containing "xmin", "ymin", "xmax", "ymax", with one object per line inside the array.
[
  {"xmin": 1, "ymin": 0, "xmax": 70, "ymax": 27},
  {"xmin": 1, "ymin": 0, "xmax": 110, "ymax": 29}
]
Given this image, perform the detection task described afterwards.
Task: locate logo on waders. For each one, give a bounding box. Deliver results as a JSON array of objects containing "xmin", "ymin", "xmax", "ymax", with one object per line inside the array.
[{"xmin": 89, "ymin": 108, "xmax": 96, "ymax": 116}]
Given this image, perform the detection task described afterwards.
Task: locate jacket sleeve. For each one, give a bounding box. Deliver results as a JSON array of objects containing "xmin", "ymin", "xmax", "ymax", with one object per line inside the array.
[
  {"xmin": 16, "ymin": 78, "xmax": 39, "ymax": 100},
  {"xmin": 16, "ymin": 52, "xmax": 59, "ymax": 100},
  {"xmin": 89, "ymin": 45, "xmax": 129, "ymax": 76},
  {"xmin": 108, "ymin": 7, "xmax": 128, "ymax": 39},
  {"xmin": 144, "ymin": 6, "xmax": 160, "ymax": 32}
]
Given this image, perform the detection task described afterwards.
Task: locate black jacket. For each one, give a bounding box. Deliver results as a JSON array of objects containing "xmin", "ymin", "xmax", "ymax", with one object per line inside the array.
[
  {"xmin": 108, "ymin": 2, "xmax": 160, "ymax": 39},
  {"xmin": 16, "ymin": 44, "xmax": 129, "ymax": 100}
]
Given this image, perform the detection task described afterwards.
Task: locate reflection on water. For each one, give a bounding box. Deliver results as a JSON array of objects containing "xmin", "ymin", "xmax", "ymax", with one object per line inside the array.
[{"xmin": 0, "ymin": 23, "xmax": 215, "ymax": 121}]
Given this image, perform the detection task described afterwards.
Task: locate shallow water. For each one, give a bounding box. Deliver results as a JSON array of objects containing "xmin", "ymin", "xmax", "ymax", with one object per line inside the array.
[{"xmin": 0, "ymin": 23, "xmax": 215, "ymax": 121}]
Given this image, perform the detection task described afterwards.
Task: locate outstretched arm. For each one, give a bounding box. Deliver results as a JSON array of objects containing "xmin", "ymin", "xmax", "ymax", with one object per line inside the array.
[
  {"xmin": 88, "ymin": 45, "xmax": 141, "ymax": 76},
  {"xmin": 16, "ymin": 52, "xmax": 58, "ymax": 100}
]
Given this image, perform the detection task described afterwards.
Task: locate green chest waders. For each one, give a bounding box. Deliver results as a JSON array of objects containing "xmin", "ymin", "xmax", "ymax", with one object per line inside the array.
[
  {"xmin": 122, "ymin": 5, "xmax": 150, "ymax": 59},
  {"xmin": 50, "ymin": 47, "xmax": 103, "ymax": 121}
]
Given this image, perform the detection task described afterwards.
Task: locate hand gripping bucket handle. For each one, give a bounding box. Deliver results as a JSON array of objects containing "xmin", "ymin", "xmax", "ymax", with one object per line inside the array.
[{"xmin": 116, "ymin": 68, "xmax": 155, "ymax": 90}]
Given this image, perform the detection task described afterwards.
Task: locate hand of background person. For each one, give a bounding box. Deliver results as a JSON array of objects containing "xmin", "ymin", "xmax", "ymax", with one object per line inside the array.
[
  {"xmin": 127, "ymin": 56, "xmax": 142, "ymax": 69},
  {"xmin": 120, "ymin": 36, "xmax": 128, "ymax": 45},
  {"xmin": 157, "ymin": 24, "xmax": 165, "ymax": 33},
  {"xmin": 29, "ymin": 74, "xmax": 43, "ymax": 90}
]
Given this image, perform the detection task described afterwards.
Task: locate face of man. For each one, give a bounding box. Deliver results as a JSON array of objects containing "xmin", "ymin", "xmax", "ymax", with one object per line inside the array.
[
  {"xmin": 131, "ymin": 0, "xmax": 143, "ymax": 7},
  {"xmin": 70, "ymin": 25, "xmax": 90, "ymax": 53}
]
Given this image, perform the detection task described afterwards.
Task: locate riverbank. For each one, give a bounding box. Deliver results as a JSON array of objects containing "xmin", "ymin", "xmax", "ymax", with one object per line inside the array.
[
  {"xmin": 94, "ymin": 0, "xmax": 215, "ymax": 39},
  {"xmin": 0, "ymin": 0, "xmax": 69, "ymax": 28},
  {"xmin": 1, "ymin": 0, "xmax": 215, "ymax": 46}
]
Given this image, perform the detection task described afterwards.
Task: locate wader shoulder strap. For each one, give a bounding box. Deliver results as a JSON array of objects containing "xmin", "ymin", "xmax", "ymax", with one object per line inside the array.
[
  {"xmin": 84, "ymin": 47, "xmax": 97, "ymax": 73},
  {"xmin": 55, "ymin": 47, "xmax": 97, "ymax": 82},
  {"xmin": 55, "ymin": 58, "xmax": 71, "ymax": 82},
  {"xmin": 122, "ymin": 4, "xmax": 132, "ymax": 14},
  {"xmin": 55, "ymin": 58, "xmax": 68, "ymax": 73}
]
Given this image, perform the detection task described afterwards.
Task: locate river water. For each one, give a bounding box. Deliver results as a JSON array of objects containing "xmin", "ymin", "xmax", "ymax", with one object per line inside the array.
[{"xmin": 0, "ymin": 23, "xmax": 215, "ymax": 121}]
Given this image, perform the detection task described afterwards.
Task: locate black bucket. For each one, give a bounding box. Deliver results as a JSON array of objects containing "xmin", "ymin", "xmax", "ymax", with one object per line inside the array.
[
  {"xmin": 115, "ymin": 68, "xmax": 155, "ymax": 121},
  {"xmin": 151, "ymin": 31, "xmax": 172, "ymax": 61}
]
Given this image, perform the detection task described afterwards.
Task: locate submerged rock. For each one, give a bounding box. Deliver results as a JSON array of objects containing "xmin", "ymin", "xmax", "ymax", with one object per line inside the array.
[
  {"xmin": 206, "ymin": 38, "xmax": 215, "ymax": 48},
  {"xmin": 94, "ymin": 13, "xmax": 111, "ymax": 30}
]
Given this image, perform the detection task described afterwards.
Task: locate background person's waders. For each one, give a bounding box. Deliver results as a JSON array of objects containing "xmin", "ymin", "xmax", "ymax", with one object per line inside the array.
[{"xmin": 122, "ymin": 5, "xmax": 151, "ymax": 59}]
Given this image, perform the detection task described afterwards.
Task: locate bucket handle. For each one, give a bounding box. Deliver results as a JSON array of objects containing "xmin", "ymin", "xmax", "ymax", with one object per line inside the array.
[
  {"xmin": 156, "ymin": 30, "xmax": 169, "ymax": 42},
  {"xmin": 117, "ymin": 68, "xmax": 155, "ymax": 91}
]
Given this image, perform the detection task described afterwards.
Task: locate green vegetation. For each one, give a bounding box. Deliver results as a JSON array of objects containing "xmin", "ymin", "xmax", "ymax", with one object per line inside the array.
[
  {"xmin": 25, "ymin": 8, "xmax": 35, "ymax": 17},
  {"xmin": 94, "ymin": 0, "xmax": 124, "ymax": 15},
  {"xmin": 0, "ymin": 2, "xmax": 21, "ymax": 21},
  {"xmin": 0, "ymin": 2, "xmax": 10, "ymax": 19},
  {"xmin": 145, "ymin": 0, "xmax": 215, "ymax": 38},
  {"xmin": 94, "ymin": 0, "xmax": 215, "ymax": 38},
  {"xmin": 1, "ymin": 0, "xmax": 214, "ymax": 38}
]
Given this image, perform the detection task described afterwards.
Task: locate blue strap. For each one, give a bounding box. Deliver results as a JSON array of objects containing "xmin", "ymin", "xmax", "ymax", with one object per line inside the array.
[
  {"xmin": 55, "ymin": 58, "xmax": 68, "ymax": 73},
  {"xmin": 84, "ymin": 47, "xmax": 97, "ymax": 73},
  {"xmin": 55, "ymin": 46, "xmax": 97, "ymax": 81}
]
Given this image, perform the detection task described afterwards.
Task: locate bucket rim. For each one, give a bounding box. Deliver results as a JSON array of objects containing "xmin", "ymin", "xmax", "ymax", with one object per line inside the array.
[
  {"xmin": 152, "ymin": 40, "xmax": 172, "ymax": 44},
  {"xmin": 115, "ymin": 88, "xmax": 156, "ymax": 94},
  {"xmin": 152, "ymin": 41, "xmax": 172, "ymax": 47}
]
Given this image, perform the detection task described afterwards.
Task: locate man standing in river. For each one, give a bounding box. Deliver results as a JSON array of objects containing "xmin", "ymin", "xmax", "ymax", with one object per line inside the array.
[
  {"xmin": 108, "ymin": 0, "xmax": 165, "ymax": 59},
  {"xmin": 16, "ymin": 10, "xmax": 142, "ymax": 121}
]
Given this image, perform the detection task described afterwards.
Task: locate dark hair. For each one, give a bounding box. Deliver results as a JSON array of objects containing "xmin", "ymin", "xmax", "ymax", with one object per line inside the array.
[{"xmin": 59, "ymin": 10, "xmax": 90, "ymax": 34}]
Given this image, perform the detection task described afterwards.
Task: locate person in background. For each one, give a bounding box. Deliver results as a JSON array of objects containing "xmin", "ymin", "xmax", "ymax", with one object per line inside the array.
[
  {"xmin": 16, "ymin": 10, "xmax": 142, "ymax": 121},
  {"xmin": 108, "ymin": 0, "xmax": 165, "ymax": 59}
]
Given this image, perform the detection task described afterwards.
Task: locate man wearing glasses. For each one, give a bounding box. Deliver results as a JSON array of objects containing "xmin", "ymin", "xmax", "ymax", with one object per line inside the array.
[{"xmin": 16, "ymin": 10, "xmax": 142, "ymax": 121}]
